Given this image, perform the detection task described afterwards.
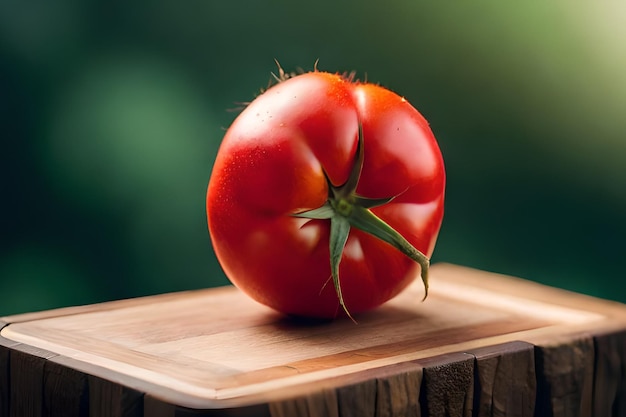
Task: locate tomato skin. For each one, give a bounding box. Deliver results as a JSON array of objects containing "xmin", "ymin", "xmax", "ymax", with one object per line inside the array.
[{"xmin": 207, "ymin": 71, "xmax": 445, "ymax": 318}]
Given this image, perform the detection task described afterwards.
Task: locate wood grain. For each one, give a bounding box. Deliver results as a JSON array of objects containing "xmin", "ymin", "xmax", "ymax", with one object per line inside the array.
[
  {"xmin": 375, "ymin": 367, "xmax": 422, "ymax": 417},
  {"xmin": 335, "ymin": 379, "xmax": 377, "ymax": 417},
  {"xmin": 0, "ymin": 326, "xmax": 16, "ymax": 417},
  {"xmin": 0, "ymin": 263, "xmax": 625, "ymax": 416},
  {"xmin": 534, "ymin": 336, "xmax": 595, "ymax": 417},
  {"xmin": 43, "ymin": 360, "xmax": 88, "ymax": 417},
  {"xmin": 468, "ymin": 341, "xmax": 536, "ymax": 417},
  {"xmin": 593, "ymin": 330, "xmax": 626, "ymax": 417},
  {"xmin": 9, "ymin": 344, "xmax": 57, "ymax": 417}
]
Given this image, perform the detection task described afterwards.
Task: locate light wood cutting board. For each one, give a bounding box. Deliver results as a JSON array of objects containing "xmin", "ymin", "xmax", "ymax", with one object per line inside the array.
[{"xmin": 1, "ymin": 263, "xmax": 626, "ymax": 417}]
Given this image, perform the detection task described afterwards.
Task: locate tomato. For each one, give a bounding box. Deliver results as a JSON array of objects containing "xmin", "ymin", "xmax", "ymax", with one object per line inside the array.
[{"xmin": 207, "ymin": 70, "xmax": 445, "ymax": 319}]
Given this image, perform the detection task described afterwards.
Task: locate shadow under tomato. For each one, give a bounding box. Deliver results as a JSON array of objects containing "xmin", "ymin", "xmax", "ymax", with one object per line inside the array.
[{"xmin": 267, "ymin": 303, "xmax": 430, "ymax": 336}]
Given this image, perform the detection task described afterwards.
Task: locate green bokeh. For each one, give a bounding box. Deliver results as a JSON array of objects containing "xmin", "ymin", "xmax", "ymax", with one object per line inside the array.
[{"xmin": 2, "ymin": 1, "xmax": 625, "ymax": 316}]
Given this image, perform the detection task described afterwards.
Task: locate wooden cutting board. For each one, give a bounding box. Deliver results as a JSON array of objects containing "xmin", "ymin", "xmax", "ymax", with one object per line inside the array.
[{"xmin": 2, "ymin": 263, "xmax": 626, "ymax": 417}]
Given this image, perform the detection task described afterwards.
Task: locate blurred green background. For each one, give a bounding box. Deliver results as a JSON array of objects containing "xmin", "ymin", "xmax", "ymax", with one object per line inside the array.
[{"xmin": 2, "ymin": 1, "xmax": 625, "ymax": 316}]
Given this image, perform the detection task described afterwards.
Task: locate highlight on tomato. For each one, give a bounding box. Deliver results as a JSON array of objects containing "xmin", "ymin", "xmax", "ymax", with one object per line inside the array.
[{"xmin": 206, "ymin": 67, "xmax": 445, "ymax": 320}]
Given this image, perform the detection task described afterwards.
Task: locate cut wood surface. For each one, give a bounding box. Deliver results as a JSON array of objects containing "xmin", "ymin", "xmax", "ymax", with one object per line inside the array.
[{"xmin": 2, "ymin": 263, "xmax": 626, "ymax": 417}]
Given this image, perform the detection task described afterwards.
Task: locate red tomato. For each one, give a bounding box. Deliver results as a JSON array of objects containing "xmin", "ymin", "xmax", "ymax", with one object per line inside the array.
[{"xmin": 207, "ymin": 71, "xmax": 445, "ymax": 319}]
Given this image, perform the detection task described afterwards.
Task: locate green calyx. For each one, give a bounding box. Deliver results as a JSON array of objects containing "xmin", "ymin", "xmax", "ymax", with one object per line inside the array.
[{"xmin": 292, "ymin": 123, "xmax": 430, "ymax": 321}]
